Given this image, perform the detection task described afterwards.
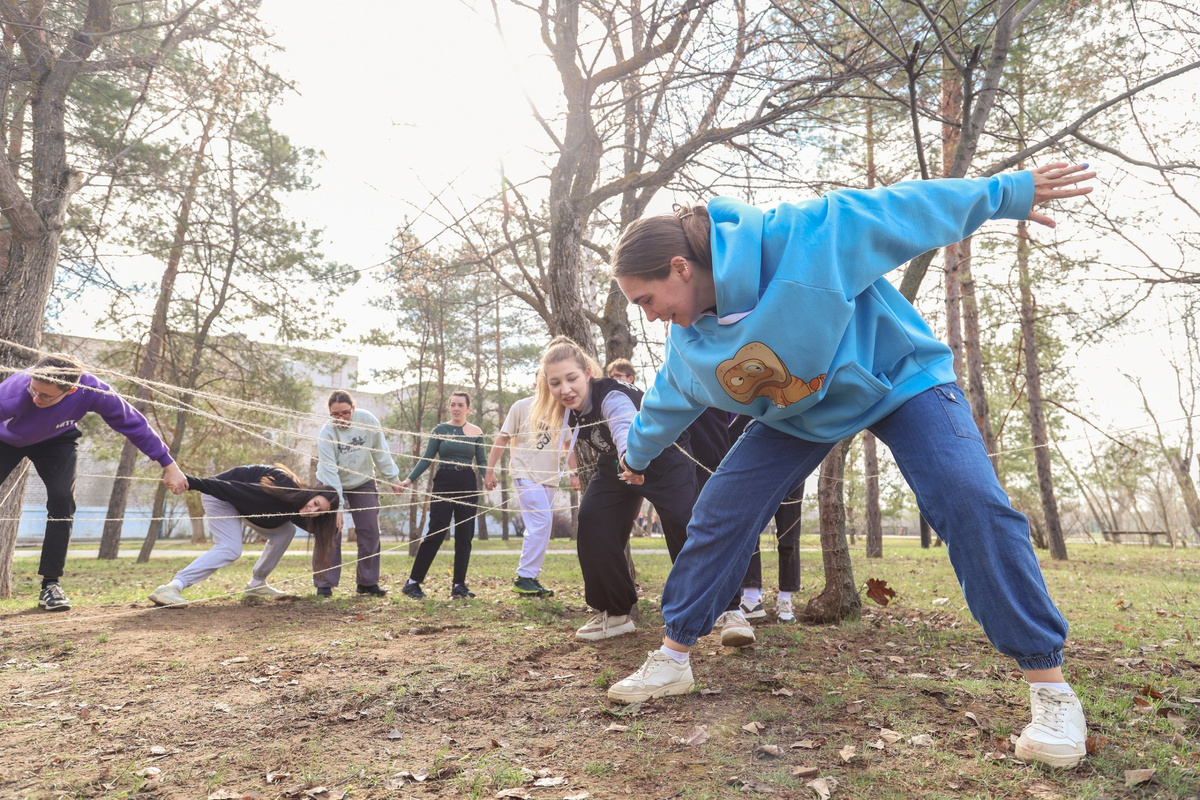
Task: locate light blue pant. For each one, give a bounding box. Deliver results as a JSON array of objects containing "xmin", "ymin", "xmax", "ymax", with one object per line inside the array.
[
  {"xmin": 661, "ymin": 384, "xmax": 1068, "ymax": 671},
  {"xmin": 173, "ymin": 496, "xmax": 296, "ymax": 589},
  {"xmin": 515, "ymin": 480, "xmax": 555, "ymax": 579}
]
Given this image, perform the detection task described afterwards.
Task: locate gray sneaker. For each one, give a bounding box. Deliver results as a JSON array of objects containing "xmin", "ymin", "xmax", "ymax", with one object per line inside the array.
[
  {"xmin": 739, "ymin": 599, "xmax": 766, "ymax": 619},
  {"xmin": 38, "ymin": 583, "xmax": 72, "ymax": 612},
  {"xmin": 243, "ymin": 583, "xmax": 288, "ymax": 598},
  {"xmin": 149, "ymin": 584, "xmax": 188, "ymax": 608},
  {"xmin": 720, "ymin": 610, "xmax": 756, "ymax": 647}
]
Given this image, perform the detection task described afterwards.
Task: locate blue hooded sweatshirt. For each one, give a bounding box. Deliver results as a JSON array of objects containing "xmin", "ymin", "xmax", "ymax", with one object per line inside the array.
[{"xmin": 623, "ymin": 171, "xmax": 1035, "ymax": 470}]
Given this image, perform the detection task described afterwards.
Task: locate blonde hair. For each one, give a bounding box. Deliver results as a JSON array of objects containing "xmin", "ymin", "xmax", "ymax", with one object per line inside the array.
[{"xmin": 529, "ymin": 336, "xmax": 602, "ymax": 434}]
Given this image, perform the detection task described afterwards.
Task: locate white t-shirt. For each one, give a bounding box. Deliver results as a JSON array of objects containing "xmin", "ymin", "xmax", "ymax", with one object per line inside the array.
[{"xmin": 501, "ymin": 397, "xmax": 561, "ymax": 486}]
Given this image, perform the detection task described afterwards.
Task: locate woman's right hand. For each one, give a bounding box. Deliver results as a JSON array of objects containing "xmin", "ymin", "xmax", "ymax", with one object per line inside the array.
[
  {"xmin": 399, "ymin": 478, "xmax": 413, "ymax": 493},
  {"xmin": 1027, "ymin": 162, "xmax": 1095, "ymax": 228},
  {"xmin": 618, "ymin": 457, "xmax": 644, "ymax": 486}
]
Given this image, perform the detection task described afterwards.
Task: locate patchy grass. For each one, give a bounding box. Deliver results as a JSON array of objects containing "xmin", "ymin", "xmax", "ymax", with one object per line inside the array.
[{"xmin": 0, "ymin": 538, "xmax": 1197, "ymax": 799}]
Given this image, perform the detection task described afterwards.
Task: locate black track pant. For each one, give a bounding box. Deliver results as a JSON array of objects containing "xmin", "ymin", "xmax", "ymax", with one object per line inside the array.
[
  {"xmin": 577, "ymin": 448, "xmax": 696, "ymax": 615},
  {"xmin": 0, "ymin": 429, "xmax": 82, "ymax": 581},
  {"xmin": 409, "ymin": 467, "xmax": 479, "ymax": 586}
]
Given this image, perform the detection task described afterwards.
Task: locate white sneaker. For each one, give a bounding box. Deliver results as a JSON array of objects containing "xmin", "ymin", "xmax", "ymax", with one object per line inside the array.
[
  {"xmin": 149, "ymin": 584, "xmax": 188, "ymax": 608},
  {"xmin": 607, "ymin": 651, "xmax": 694, "ymax": 703},
  {"xmin": 775, "ymin": 596, "xmax": 795, "ymax": 622},
  {"xmin": 1014, "ymin": 686, "xmax": 1087, "ymax": 768},
  {"xmin": 575, "ymin": 611, "xmax": 636, "ymax": 641},
  {"xmin": 243, "ymin": 583, "xmax": 288, "ymax": 598},
  {"xmin": 720, "ymin": 610, "xmax": 756, "ymax": 647},
  {"xmin": 739, "ymin": 599, "xmax": 766, "ymax": 619}
]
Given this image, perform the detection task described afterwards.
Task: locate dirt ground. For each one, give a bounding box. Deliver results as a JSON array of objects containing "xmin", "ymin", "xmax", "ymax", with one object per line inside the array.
[{"xmin": 2, "ymin": 563, "xmax": 1199, "ymax": 800}]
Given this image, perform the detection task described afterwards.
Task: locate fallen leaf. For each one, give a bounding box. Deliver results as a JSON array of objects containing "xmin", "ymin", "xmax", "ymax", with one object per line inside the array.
[
  {"xmin": 387, "ymin": 729, "xmax": 403, "ymax": 740},
  {"xmin": 844, "ymin": 701, "xmax": 862, "ymax": 714},
  {"xmin": 1113, "ymin": 657, "xmax": 1144, "ymax": 667},
  {"xmin": 963, "ymin": 712, "xmax": 980, "ymax": 726},
  {"xmin": 700, "ymin": 688, "xmax": 722, "ymax": 695},
  {"xmin": 932, "ymin": 597, "xmax": 949, "ymax": 606},
  {"xmin": 220, "ymin": 657, "xmax": 249, "ymax": 666},
  {"xmin": 1141, "ymin": 685, "xmax": 1165, "ymax": 700},
  {"xmin": 494, "ymin": 790, "xmax": 530, "ymax": 799},
  {"xmin": 729, "ymin": 778, "xmax": 777, "ymax": 794},
  {"xmin": 879, "ymin": 729, "xmax": 902, "ymax": 744},
  {"xmin": 605, "ymin": 701, "xmax": 642, "ymax": 717},
  {"xmin": 681, "ymin": 725, "xmax": 709, "ymax": 746},
  {"xmin": 1026, "ymin": 781, "xmax": 1063, "ymax": 800},
  {"xmin": 605, "ymin": 722, "xmax": 629, "ymax": 733},
  {"xmin": 865, "ymin": 578, "xmax": 896, "ymax": 606},
  {"xmin": 149, "ymin": 745, "xmax": 169, "ymax": 755},
  {"xmin": 212, "ymin": 703, "xmax": 232, "ymax": 714},
  {"xmin": 866, "ymin": 739, "xmax": 884, "ymax": 750},
  {"xmin": 266, "ymin": 771, "xmax": 290, "ymax": 783},
  {"xmin": 908, "ymin": 734, "xmax": 934, "ymax": 748},
  {"xmin": 756, "ymin": 744, "xmax": 784, "ymax": 758},
  {"xmin": 790, "ymin": 739, "xmax": 818, "ymax": 749},
  {"xmin": 1124, "ymin": 769, "xmax": 1155, "ymax": 788},
  {"xmin": 792, "ymin": 766, "xmax": 819, "ymax": 778},
  {"xmin": 742, "ymin": 721, "xmax": 765, "ymax": 734},
  {"xmin": 206, "ymin": 792, "xmax": 243, "ymax": 800},
  {"xmin": 136, "ymin": 767, "xmax": 161, "ymax": 777},
  {"xmin": 772, "ymin": 687, "xmax": 794, "ymax": 697},
  {"xmin": 983, "ymin": 751, "xmax": 1006, "ymax": 761},
  {"xmin": 887, "ymin": 655, "xmax": 904, "ymax": 664},
  {"xmin": 533, "ymin": 777, "xmax": 567, "ymax": 787},
  {"xmin": 564, "ymin": 793, "xmax": 591, "ymax": 800},
  {"xmin": 1085, "ymin": 734, "xmax": 1108, "ymax": 755},
  {"xmin": 806, "ymin": 776, "xmax": 838, "ymax": 799},
  {"xmin": 839, "ymin": 744, "xmax": 856, "ymax": 762}
]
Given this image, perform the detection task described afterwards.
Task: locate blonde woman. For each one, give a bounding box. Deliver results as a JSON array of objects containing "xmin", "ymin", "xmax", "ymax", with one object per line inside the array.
[{"xmin": 530, "ymin": 336, "xmax": 696, "ymax": 641}]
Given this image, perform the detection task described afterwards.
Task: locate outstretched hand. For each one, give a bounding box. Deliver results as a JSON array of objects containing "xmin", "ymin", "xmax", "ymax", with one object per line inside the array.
[
  {"xmin": 1027, "ymin": 162, "xmax": 1095, "ymax": 228},
  {"xmin": 618, "ymin": 457, "xmax": 644, "ymax": 486}
]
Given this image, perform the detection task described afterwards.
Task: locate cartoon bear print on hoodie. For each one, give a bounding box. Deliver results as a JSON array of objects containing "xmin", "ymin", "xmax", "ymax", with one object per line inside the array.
[{"xmin": 716, "ymin": 342, "xmax": 826, "ymax": 409}]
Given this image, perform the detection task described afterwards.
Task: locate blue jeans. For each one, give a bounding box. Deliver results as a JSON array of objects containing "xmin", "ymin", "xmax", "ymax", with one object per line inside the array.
[{"xmin": 661, "ymin": 384, "xmax": 1068, "ymax": 671}]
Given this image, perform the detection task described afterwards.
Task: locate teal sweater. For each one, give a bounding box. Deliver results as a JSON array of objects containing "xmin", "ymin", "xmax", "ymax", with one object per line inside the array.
[
  {"xmin": 407, "ymin": 423, "xmax": 486, "ymax": 482},
  {"xmin": 625, "ymin": 172, "xmax": 1035, "ymax": 469}
]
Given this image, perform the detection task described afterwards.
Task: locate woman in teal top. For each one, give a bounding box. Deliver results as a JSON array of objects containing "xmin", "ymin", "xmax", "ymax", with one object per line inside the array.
[{"xmin": 399, "ymin": 391, "xmax": 486, "ymax": 599}]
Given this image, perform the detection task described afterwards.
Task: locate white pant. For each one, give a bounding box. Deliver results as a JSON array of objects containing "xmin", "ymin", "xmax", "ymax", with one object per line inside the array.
[
  {"xmin": 172, "ymin": 496, "xmax": 297, "ymax": 589},
  {"xmin": 515, "ymin": 480, "xmax": 555, "ymax": 579}
]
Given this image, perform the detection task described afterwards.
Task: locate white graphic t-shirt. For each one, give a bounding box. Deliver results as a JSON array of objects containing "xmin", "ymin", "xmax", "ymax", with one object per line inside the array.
[{"xmin": 502, "ymin": 397, "xmax": 561, "ymax": 486}]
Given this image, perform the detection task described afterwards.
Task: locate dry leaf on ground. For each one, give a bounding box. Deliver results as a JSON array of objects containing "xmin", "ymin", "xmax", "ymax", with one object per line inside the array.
[
  {"xmin": 791, "ymin": 739, "xmax": 818, "ymax": 749},
  {"xmin": 533, "ymin": 777, "xmax": 567, "ymax": 787},
  {"xmin": 908, "ymin": 734, "xmax": 934, "ymax": 747},
  {"xmin": 865, "ymin": 578, "xmax": 896, "ymax": 606},
  {"xmin": 1124, "ymin": 769, "xmax": 1156, "ymax": 788},
  {"xmin": 806, "ymin": 776, "xmax": 838, "ymax": 799},
  {"xmin": 839, "ymin": 744, "xmax": 856, "ymax": 762},
  {"xmin": 792, "ymin": 766, "xmax": 819, "ymax": 778},
  {"xmin": 494, "ymin": 789, "xmax": 530, "ymax": 799},
  {"xmin": 564, "ymin": 793, "xmax": 591, "ymax": 800},
  {"xmin": 756, "ymin": 744, "xmax": 784, "ymax": 758},
  {"xmin": 742, "ymin": 721, "xmax": 765, "ymax": 734},
  {"xmin": 605, "ymin": 722, "xmax": 628, "ymax": 733},
  {"xmin": 879, "ymin": 729, "xmax": 902, "ymax": 743}
]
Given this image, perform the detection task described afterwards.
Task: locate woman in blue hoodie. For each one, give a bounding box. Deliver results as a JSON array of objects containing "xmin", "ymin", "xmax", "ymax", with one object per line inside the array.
[{"xmin": 602, "ymin": 163, "xmax": 1095, "ymax": 770}]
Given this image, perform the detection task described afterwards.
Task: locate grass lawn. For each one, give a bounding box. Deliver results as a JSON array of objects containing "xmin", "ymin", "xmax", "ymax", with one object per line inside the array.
[{"xmin": 1, "ymin": 537, "xmax": 1197, "ymax": 799}]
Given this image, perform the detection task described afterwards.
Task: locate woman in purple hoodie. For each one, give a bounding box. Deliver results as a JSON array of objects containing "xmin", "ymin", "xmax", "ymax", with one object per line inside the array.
[{"xmin": 0, "ymin": 354, "xmax": 187, "ymax": 611}]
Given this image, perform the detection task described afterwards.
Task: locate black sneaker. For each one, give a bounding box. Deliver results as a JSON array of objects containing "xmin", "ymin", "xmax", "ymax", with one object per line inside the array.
[
  {"xmin": 401, "ymin": 582, "xmax": 425, "ymax": 600},
  {"xmin": 513, "ymin": 576, "xmax": 554, "ymax": 597},
  {"xmin": 316, "ymin": 587, "xmax": 333, "ymax": 598},
  {"xmin": 356, "ymin": 584, "xmax": 387, "ymax": 597},
  {"xmin": 38, "ymin": 583, "xmax": 72, "ymax": 612},
  {"xmin": 451, "ymin": 583, "xmax": 475, "ymax": 599}
]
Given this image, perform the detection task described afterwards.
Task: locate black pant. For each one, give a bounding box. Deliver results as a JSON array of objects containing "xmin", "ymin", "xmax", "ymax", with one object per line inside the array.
[
  {"xmin": 0, "ymin": 429, "xmax": 82, "ymax": 581},
  {"xmin": 578, "ymin": 447, "xmax": 696, "ymax": 615},
  {"xmin": 743, "ymin": 480, "xmax": 803, "ymax": 592},
  {"xmin": 409, "ymin": 467, "xmax": 479, "ymax": 586}
]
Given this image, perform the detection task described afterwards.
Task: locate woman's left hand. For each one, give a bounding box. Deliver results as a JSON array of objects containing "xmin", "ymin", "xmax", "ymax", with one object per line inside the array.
[
  {"xmin": 1027, "ymin": 162, "xmax": 1096, "ymax": 228},
  {"xmin": 618, "ymin": 457, "xmax": 644, "ymax": 486}
]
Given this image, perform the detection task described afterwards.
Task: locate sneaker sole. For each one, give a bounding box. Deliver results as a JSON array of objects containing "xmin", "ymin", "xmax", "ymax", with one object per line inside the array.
[
  {"xmin": 38, "ymin": 603, "xmax": 72, "ymax": 611},
  {"xmin": 742, "ymin": 610, "xmax": 767, "ymax": 620},
  {"xmin": 607, "ymin": 678, "xmax": 695, "ymax": 704},
  {"xmin": 1014, "ymin": 743, "xmax": 1085, "ymax": 769},
  {"xmin": 721, "ymin": 629, "xmax": 756, "ymax": 647},
  {"xmin": 148, "ymin": 595, "xmax": 188, "ymax": 608},
  {"xmin": 575, "ymin": 621, "xmax": 636, "ymax": 641}
]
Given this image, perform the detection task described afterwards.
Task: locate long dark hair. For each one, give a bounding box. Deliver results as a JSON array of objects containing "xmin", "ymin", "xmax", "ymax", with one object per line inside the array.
[
  {"xmin": 612, "ymin": 203, "xmax": 713, "ymax": 280},
  {"xmin": 259, "ymin": 464, "xmax": 340, "ymax": 548}
]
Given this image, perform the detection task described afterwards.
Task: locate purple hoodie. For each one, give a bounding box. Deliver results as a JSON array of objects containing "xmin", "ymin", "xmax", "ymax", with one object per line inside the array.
[{"xmin": 0, "ymin": 372, "xmax": 174, "ymax": 466}]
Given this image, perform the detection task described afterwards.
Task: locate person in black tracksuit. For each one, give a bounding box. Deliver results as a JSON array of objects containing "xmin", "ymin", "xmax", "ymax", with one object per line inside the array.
[{"xmin": 531, "ymin": 336, "xmax": 697, "ymax": 642}]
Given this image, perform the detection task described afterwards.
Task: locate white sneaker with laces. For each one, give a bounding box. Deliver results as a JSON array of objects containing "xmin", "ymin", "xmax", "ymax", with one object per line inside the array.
[
  {"xmin": 775, "ymin": 596, "xmax": 795, "ymax": 622},
  {"xmin": 149, "ymin": 584, "xmax": 188, "ymax": 608},
  {"xmin": 1014, "ymin": 686, "xmax": 1087, "ymax": 768},
  {"xmin": 739, "ymin": 599, "xmax": 766, "ymax": 619},
  {"xmin": 720, "ymin": 610, "xmax": 756, "ymax": 647},
  {"xmin": 607, "ymin": 651, "xmax": 694, "ymax": 703},
  {"xmin": 575, "ymin": 611, "xmax": 635, "ymax": 641},
  {"xmin": 243, "ymin": 583, "xmax": 288, "ymax": 598}
]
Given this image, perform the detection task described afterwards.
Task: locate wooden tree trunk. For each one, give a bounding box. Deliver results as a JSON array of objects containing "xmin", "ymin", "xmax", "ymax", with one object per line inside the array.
[
  {"xmin": 99, "ymin": 108, "xmax": 215, "ymax": 558},
  {"xmin": 801, "ymin": 441, "xmax": 860, "ymax": 624},
  {"xmin": 187, "ymin": 490, "xmax": 207, "ymax": 544},
  {"xmin": 1167, "ymin": 453, "xmax": 1200, "ymax": 545},
  {"xmin": 863, "ymin": 433, "xmax": 883, "ymax": 558},
  {"xmin": 959, "ymin": 238, "xmax": 999, "ymax": 473},
  {"xmin": 1016, "ymin": 220, "xmax": 1067, "ymax": 560}
]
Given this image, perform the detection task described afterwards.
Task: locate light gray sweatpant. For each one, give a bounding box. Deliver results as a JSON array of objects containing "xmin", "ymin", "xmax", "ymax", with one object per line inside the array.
[{"xmin": 172, "ymin": 495, "xmax": 296, "ymax": 589}]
